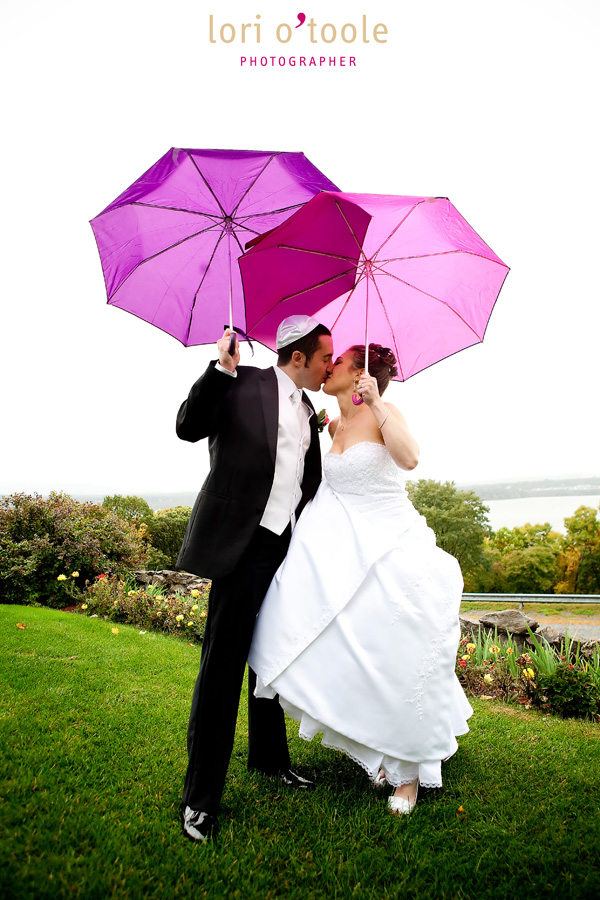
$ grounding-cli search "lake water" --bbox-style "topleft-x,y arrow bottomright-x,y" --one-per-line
485,495 -> 600,533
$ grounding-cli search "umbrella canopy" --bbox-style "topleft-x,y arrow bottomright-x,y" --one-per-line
240,191 -> 371,334
243,191 -> 509,380
89,148 -> 339,346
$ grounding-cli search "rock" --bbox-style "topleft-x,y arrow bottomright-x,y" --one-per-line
531,625 -> 563,648
132,569 -> 210,596
478,609 -> 539,635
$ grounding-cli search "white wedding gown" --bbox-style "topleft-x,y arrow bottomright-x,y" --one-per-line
248,441 -> 473,788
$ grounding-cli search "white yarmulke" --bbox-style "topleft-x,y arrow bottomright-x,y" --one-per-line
276,315 -> 320,350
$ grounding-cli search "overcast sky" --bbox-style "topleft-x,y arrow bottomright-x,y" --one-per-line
1,0 -> 598,498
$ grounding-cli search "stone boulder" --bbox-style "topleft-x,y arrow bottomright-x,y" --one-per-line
478,609 -> 539,635
132,569 -> 210,596
530,625 -> 563,649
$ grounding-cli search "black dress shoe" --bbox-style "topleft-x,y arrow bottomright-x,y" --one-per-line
278,769 -> 315,790
180,803 -> 218,842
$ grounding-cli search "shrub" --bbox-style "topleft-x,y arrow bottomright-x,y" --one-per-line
80,575 -> 209,642
0,492 -> 147,607
535,664 -> 599,719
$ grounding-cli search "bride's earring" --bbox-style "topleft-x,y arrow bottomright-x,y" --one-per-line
352,374 -> 364,407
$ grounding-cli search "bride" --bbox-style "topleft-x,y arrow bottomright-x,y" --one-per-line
248,343 -> 472,815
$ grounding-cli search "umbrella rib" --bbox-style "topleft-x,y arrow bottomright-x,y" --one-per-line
369,273 -> 406,381
375,269 -> 483,340
248,268 -> 359,331
376,249 -> 509,267
229,152 -> 283,218
251,244 -> 362,264
234,202 -> 306,221
331,197 -> 370,257
185,151 -> 230,218
184,229 -> 230,345
328,276 -> 365,331
131,201 -> 223,219
106,226 -> 228,301
371,198 -> 435,262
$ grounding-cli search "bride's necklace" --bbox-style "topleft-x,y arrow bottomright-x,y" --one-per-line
339,406 -> 362,431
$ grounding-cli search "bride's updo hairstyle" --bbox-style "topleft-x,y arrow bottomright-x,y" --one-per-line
349,343 -> 398,395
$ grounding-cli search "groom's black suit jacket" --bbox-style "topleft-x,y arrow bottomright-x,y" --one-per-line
176,361 -> 322,580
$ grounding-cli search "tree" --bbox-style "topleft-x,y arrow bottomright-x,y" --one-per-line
101,494 -> 154,526
145,506 -> 192,570
556,504 -> 600,594
472,522 -> 563,594
406,479 -> 491,587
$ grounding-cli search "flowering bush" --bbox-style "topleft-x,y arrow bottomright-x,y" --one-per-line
535,664 -> 599,719
0,492 -> 147,607
79,575 -> 210,643
456,630 -> 600,720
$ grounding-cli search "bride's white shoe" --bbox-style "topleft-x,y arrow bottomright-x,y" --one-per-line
388,780 -> 418,815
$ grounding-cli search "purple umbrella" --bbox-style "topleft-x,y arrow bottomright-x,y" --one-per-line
90,148 -> 339,347
242,191 -> 509,380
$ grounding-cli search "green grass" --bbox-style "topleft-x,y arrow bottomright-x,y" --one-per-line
1,605 -> 599,900
460,601 -> 600,618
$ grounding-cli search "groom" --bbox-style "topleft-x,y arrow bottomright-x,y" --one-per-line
176,315 -> 334,842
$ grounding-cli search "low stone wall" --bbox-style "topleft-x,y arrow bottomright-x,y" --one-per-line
460,609 -> 599,656
132,570 -> 210,596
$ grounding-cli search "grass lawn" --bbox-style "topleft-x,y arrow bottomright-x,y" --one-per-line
1,605 -> 599,900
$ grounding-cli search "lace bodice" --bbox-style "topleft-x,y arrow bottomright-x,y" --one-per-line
324,442 -> 408,496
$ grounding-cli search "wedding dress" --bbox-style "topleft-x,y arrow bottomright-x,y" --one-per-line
248,441 -> 473,787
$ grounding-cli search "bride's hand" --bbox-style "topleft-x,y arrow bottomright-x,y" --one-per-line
356,373 -> 380,405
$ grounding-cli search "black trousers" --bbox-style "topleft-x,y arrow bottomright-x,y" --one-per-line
182,525 -> 292,814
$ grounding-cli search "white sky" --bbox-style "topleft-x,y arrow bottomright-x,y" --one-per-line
1,0 -> 598,497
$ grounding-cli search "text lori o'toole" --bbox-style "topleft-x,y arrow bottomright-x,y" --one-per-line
209,15 -> 388,44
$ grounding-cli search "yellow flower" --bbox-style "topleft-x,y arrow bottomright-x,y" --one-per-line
190,589 -> 200,599
128,590 -> 137,597
506,648 -> 514,655
187,621 -> 194,627
200,611 -> 207,618
191,605 -> 199,612
490,645 -> 500,654
461,654 -> 470,661
111,627 -> 119,635
523,667 -> 535,679
484,674 -> 494,684
71,571 -> 79,578
81,604 -> 88,610
176,614 -> 184,622
57,574 -> 67,581
466,643 -> 475,653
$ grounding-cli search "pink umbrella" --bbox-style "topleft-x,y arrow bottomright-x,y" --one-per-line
242,191 -> 509,380
89,148 -> 339,347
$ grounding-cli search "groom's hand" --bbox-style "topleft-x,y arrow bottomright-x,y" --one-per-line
217,328 -> 241,372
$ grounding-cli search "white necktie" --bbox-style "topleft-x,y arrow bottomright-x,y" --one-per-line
290,389 -> 305,433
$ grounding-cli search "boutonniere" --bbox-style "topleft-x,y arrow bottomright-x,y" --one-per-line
317,409 -> 330,433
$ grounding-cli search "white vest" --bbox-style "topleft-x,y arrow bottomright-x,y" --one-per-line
260,366 -> 312,535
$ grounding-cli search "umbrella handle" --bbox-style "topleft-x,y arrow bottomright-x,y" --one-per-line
228,333 -> 236,355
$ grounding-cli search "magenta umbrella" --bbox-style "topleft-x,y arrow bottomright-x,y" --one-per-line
89,148 -> 339,347
242,191 -> 509,380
